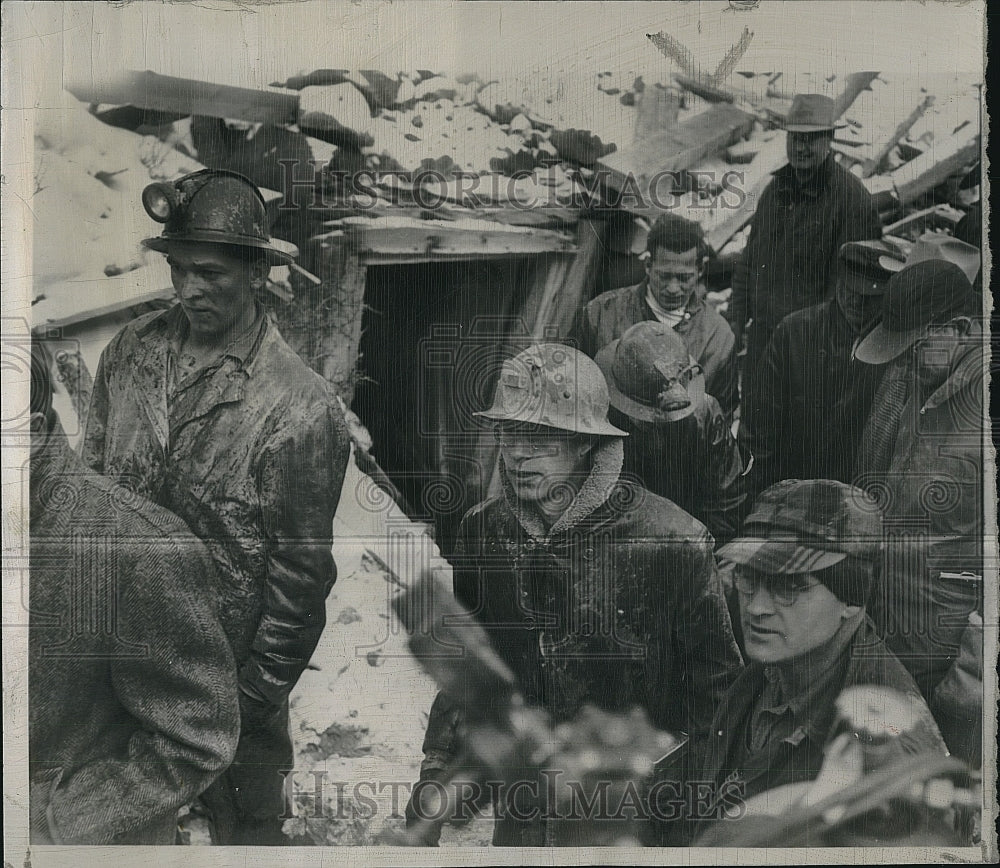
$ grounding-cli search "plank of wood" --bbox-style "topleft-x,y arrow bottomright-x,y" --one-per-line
66,70 -> 301,126
633,87 -> 681,150
32,266 -> 174,330
890,132 -> 980,207
530,219 -> 605,340
671,73 -> 736,104
599,103 -> 754,207
860,95 -> 935,178
343,219 -> 576,257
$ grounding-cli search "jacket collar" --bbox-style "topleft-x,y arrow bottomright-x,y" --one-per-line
130,303 -> 272,446
500,437 -> 625,541
632,279 -> 706,321
919,322 -> 983,413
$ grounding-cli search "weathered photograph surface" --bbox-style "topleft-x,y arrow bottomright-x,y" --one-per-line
3,0 -> 993,860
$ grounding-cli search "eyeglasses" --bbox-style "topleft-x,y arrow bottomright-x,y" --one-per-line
733,570 -> 822,606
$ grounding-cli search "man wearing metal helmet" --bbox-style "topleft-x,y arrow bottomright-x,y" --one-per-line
82,169 -> 351,845
569,214 -> 739,418
594,321 -> 746,546
697,480 -> 945,838
409,343 -> 743,846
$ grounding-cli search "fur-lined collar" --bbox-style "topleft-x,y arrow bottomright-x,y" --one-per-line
500,437 -> 625,541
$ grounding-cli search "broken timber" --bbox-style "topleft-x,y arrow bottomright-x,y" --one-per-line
889,129 -> 980,207
342,216 -> 576,262
599,103 -> 754,212
860,95 -> 935,178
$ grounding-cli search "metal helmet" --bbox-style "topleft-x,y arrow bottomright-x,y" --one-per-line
475,343 -> 627,437
140,169 -> 297,265
594,321 -> 705,424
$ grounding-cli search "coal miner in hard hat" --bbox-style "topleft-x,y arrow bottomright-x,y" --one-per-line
569,214 -> 740,418
408,343 -> 743,846
81,169 -> 351,845
698,479 -> 945,836
595,321 -> 747,545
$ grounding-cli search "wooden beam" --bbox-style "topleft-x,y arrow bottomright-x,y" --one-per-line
343,219 -> 577,257
599,103 -> 754,207
530,218 -> 605,340
860,95 -> 935,178
632,86 -> 681,150
890,131 -> 979,207
66,70 -> 300,126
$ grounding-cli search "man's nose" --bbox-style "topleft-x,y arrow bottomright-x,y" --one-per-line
174,271 -> 205,299
743,587 -> 777,616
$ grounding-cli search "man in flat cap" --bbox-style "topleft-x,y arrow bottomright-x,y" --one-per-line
83,169 -> 351,844
729,94 -> 881,418
699,479 -> 945,826
852,260 -> 984,760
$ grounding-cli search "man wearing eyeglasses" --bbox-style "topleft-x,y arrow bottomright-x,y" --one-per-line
408,343 -> 743,846
699,479 -> 945,818
569,214 -> 739,417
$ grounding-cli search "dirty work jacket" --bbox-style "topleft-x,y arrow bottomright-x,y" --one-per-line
570,283 -> 739,417
729,154 -> 881,375
697,618 -> 946,841
423,439 -> 743,845
82,304 -> 351,708
854,321 -> 986,700
610,394 -> 746,546
739,297 -> 886,504
30,422 -> 239,845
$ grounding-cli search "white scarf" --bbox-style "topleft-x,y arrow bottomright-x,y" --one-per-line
645,288 -> 686,327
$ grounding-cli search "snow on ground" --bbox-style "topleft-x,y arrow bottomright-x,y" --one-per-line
281,449 -> 493,845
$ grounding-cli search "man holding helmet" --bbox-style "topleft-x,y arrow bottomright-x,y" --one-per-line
82,169 -> 351,845
409,343 -> 743,846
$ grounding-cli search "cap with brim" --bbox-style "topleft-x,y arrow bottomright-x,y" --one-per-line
717,536 -> 849,574
595,340 -> 705,423
142,233 -> 297,266
853,323 -> 929,365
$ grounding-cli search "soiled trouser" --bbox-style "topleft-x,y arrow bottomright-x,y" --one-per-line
200,698 -> 294,846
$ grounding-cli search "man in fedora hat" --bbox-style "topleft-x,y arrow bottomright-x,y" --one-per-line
739,238 -> 902,504
570,213 -> 739,418
594,321 -> 746,545
729,93 -> 881,413
697,479 -> 945,834
408,343 -> 743,846
82,169 -> 351,844
852,261 -> 984,730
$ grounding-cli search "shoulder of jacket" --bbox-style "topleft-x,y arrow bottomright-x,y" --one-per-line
586,284 -> 639,312
622,486 -> 713,545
